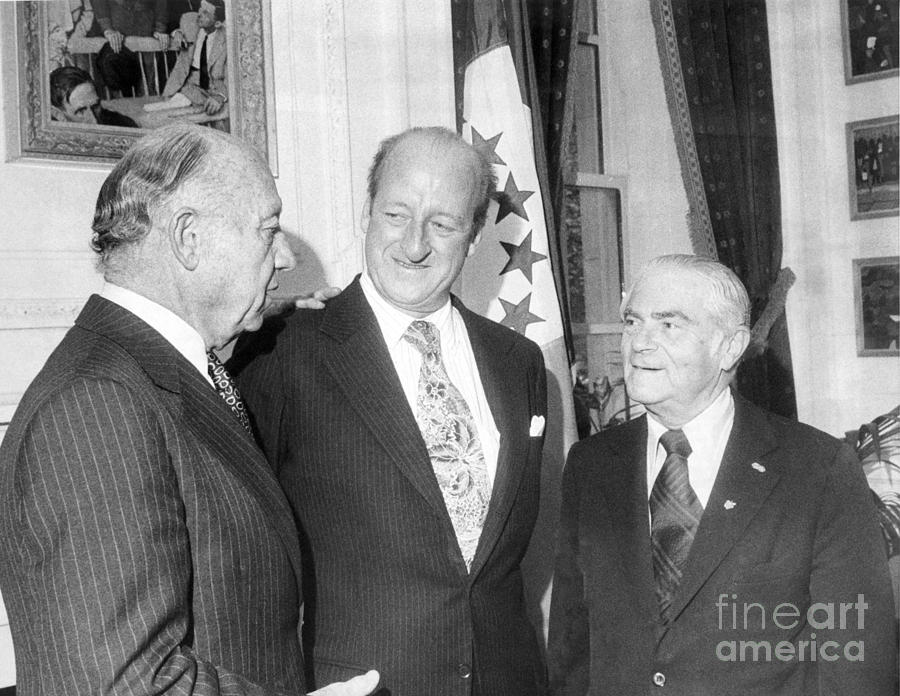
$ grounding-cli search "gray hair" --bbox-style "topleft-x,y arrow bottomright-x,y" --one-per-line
622,254 -> 751,331
91,124 -> 218,269
366,126 -> 497,236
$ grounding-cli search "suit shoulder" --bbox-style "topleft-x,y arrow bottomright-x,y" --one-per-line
457,302 -> 543,362
745,399 -> 848,457
230,305 -> 323,374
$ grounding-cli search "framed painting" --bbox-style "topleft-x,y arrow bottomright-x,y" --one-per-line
853,256 -> 900,357
841,0 -> 899,84
9,0 -> 276,167
846,115 -> 899,220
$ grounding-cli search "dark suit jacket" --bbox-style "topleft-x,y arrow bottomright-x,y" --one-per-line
232,278 -> 548,696
0,295 -> 306,695
548,393 -> 898,696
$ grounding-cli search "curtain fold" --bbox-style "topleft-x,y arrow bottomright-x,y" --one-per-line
650,0 -> 797,417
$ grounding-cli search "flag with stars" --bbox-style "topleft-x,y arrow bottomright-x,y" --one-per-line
452,0 -> 578,642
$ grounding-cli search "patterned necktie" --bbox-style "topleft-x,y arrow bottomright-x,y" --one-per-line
207,351 -> 252,436
403,320 -> 490,571
650,429 -> 703,624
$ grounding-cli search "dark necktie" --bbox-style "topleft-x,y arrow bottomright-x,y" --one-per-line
650,429 -> 703,623
207,351 -> 252,435
403,320 -> 490,570
199,35 -> 209,90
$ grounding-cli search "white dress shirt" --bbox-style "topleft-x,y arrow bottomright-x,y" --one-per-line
645,387 -> 735,509
360,272 -> 501,487
100,283 -> 212,386
191,28 -> 208,71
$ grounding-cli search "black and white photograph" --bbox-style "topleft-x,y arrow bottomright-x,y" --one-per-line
854,256 -> 900,355
841,0 -> 900,84
847,114 -> 900,219
0,1 -> 898,695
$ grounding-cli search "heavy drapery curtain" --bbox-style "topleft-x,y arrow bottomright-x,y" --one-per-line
651,0 -> 797,418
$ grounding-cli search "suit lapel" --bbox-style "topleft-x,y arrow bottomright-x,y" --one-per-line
320,281 -> 452,527
460,304 -> 523,578
208,29 -> 227,71
666,394 -> 781,624
75,295 -> 304,589
601,417 -> 658,622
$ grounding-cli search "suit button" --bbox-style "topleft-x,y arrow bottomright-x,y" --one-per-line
652,671 -> 666,686
457,663 -> 472,679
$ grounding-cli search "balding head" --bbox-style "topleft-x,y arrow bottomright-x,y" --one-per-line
366,126 -> 497,237
91,124 -> 266,276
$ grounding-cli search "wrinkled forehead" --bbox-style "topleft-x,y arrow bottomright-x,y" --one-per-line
625,267 -> 713,313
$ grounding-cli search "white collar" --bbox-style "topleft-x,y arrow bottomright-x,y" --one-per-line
647,387 -> 734,452
359,271 -> 457,350
100,282 -> 210,383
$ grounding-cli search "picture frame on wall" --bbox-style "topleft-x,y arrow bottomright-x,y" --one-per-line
840,0 -> 899,84
846,115 -> 899,220
853,256 -> 900,357
9,0 -> 276,168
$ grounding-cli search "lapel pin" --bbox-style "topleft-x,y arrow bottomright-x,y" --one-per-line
751,462 -> 766,473
724,500 -> 736,510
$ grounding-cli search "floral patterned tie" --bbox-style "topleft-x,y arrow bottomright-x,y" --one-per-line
207,351 -> 253,436
403,320 -> 490,570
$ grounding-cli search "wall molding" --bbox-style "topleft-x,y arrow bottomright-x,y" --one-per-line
322,0 -> 362,284
0,298 -> 82,329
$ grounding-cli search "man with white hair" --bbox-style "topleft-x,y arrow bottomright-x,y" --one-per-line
548,254 -> 896,695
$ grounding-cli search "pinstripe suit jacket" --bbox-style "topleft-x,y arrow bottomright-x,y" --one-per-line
231,278 -> 548,696
0,295 -> 306,695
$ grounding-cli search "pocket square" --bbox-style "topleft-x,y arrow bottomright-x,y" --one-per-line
529,415 -> 545,437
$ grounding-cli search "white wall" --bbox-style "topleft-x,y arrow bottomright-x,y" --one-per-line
0,0 -> 452,686
598,0 -> 693,281
768,1 -> 899,436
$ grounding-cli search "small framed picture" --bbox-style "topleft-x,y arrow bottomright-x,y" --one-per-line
846,115 -> 899,220
841,0 -> 899,84
853,257 -> 899,357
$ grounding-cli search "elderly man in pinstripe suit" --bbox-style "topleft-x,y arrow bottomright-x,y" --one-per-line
0,124 -> 378,695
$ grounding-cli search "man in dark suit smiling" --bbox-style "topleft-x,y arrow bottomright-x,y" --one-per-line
547,254 -> 896,696
234,126 -> 548,696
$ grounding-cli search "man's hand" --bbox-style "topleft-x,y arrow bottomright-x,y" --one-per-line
170,29 -> 187,49
153,31 -> 170,50
309,670 -> 380,696
203,94 -> 226,115
103,29 -> 124,53
293,286 -> 341,309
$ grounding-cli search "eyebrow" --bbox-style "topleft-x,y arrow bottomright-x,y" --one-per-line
651,310 -> 692,322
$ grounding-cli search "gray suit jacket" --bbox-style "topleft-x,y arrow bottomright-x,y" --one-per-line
0,295 -> 305,695
163,26 -> 227,103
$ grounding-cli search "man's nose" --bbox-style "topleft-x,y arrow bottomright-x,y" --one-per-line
400,221 -> 430,262
625,325 -> 657,352
274,233 -> 296,272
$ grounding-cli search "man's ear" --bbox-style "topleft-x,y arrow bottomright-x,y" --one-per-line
168,208 -> 201,270
466,229 -> 482,257
720,325 -> 751,372
359,197 -> 372,234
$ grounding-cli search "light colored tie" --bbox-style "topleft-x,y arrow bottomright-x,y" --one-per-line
650,429 -> 703,623
403,320 -> 490,570
207,351 -> 252,436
